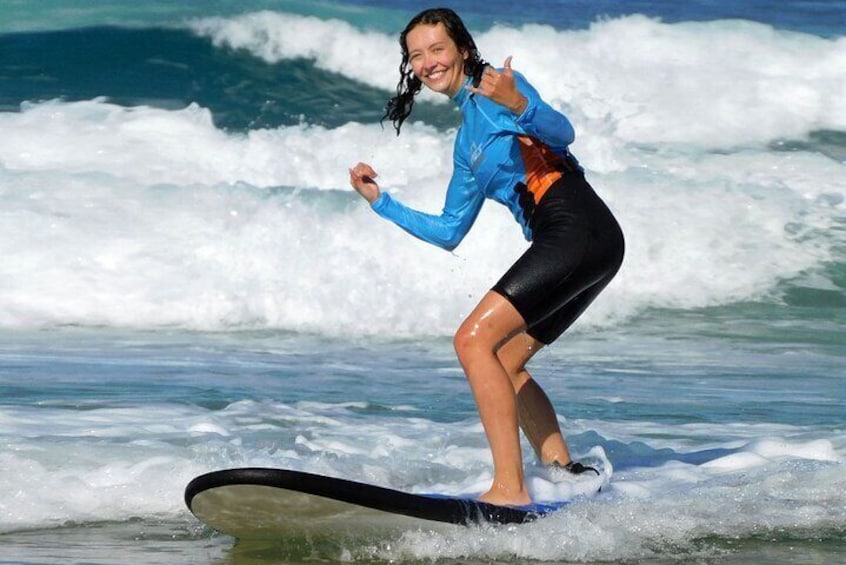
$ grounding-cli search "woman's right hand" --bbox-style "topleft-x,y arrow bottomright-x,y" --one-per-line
349,162 -> 381,204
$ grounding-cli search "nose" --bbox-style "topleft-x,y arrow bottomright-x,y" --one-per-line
422,53 -> 437,72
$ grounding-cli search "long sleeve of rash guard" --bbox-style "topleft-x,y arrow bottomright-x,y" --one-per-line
513,72 -> 575,150
370,156 -> 484,252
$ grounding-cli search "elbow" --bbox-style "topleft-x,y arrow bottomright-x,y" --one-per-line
428,213 -> 476,251
561,120 -> 576,146
436,226 -> 467,252
439,236 -> 462,252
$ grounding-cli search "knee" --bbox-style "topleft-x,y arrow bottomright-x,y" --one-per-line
453,320 -> 490,365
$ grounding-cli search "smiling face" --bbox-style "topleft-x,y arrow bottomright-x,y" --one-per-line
405,23 -> 469,98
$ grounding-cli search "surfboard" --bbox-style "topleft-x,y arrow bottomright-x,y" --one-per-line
185,467 -> 591,539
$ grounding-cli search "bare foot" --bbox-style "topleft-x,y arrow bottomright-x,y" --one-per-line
478,482 -> 532,507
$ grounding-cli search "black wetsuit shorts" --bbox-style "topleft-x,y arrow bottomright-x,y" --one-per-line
491,171 -> 625,345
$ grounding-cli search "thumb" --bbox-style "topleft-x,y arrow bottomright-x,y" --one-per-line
503,55 -> 513,74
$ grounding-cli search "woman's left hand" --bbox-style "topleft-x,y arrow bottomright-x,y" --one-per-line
466,56 -> 527,115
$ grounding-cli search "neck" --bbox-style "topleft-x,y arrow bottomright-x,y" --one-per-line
452,76 -> 472,105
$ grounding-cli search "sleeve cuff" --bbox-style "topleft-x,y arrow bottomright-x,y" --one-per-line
370,192 -> 389,213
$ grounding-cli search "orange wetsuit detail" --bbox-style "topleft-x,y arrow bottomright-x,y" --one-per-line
518,136 -> 567,205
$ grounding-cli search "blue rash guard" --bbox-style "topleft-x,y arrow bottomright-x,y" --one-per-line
370,70 -> 578,251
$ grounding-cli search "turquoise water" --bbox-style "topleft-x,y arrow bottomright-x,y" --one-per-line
0,1 -> 843,563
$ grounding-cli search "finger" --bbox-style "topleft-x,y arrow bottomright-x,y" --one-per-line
467,83 -> 489,97
503,55 -> 513,77
353,163 -> 377,178
481,72 -> 498,88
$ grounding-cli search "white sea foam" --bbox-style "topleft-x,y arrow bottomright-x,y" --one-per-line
386,459 -> 846,562
191,11 -> 401,96
0,13 -> 844,335
0,398 -> 842,562
190,12 -> 846,146
0,99 -> 841,334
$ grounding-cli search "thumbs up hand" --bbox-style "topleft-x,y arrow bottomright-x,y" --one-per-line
466,56 -> 528,115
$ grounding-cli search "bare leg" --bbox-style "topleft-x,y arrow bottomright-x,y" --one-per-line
453,291 -> 532,506
497,333 -> 572,466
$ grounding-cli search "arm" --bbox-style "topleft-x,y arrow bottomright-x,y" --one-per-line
467,57 -> 575,150
351,159 -> 484,252
512,71 -> 575,150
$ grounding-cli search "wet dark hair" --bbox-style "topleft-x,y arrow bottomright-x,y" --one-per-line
382,8 -> 487,135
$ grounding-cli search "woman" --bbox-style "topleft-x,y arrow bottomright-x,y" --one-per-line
349,8 -> 624,507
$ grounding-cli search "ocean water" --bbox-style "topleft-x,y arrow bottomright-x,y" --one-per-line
0,1 -> 844,563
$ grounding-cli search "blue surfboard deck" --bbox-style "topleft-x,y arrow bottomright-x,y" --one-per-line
185,467 -> 583,538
